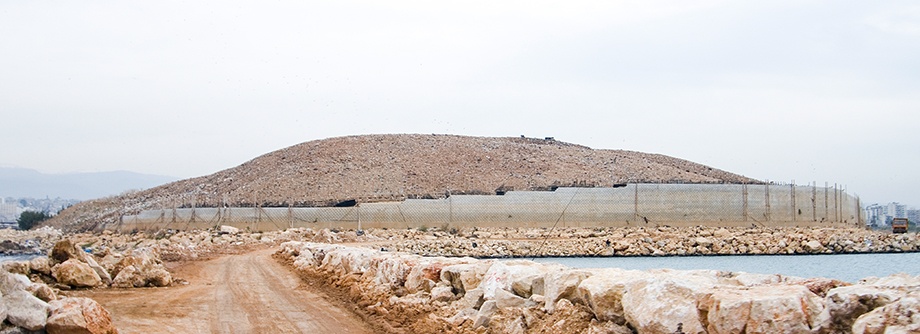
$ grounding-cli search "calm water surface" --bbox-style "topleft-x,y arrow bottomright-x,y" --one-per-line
0,254 -> 41,263
5,253 -> 918,283
529,252 -> 920,283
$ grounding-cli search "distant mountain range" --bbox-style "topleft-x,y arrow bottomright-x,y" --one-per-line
0,167 -> 179,200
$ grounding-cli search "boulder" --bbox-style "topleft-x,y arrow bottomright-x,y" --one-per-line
51,240 -> 86,265
795,277 -> 849,297
2,261 -> 30,276
111,255 -> 147,279
858,273 -> 920,288
112,266 -> 145,288
219,225 -> 240,234
576,268 -> 650,324
491,288 -> 529,309
693,237 -> 713,247
440,261 -> 493,296
404,258 -> 449,293
430,285 -> 455,302
29,256 -> 52,276
145,267 -> 172,287
368,254 -> 417,289
480,260 -> 546,299
820,285 -> 902,332
82,256 -> 112,286
47,297 -> 118,334
319,247 -> 376,275
804,240 -> 824,253
703,285 -> 825,334
2,290 -> 49,331
0,272 -> 31,295
621,275 -> 712,334
52,259 -> 102,288
851,293 -> 920,334
26,282 -> 57,302
98,253 -> 123,276
719,272 -> 787,287
543,269 -> 593,313
472,300 -> 497,328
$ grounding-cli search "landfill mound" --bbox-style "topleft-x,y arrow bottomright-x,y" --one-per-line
47,134 -> 760,232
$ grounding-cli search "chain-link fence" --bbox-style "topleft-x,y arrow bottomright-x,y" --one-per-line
115,183 -> 863,232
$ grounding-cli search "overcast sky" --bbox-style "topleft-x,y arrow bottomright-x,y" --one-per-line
1,1 -> 918,207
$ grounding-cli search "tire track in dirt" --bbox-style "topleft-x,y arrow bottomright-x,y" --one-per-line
75,248 -> 373,334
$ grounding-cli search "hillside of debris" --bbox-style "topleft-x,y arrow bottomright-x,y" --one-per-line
47,134 -> 760,232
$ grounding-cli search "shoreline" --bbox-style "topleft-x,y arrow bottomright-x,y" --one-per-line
2,225 -> 918,259
472,249 -> 920,259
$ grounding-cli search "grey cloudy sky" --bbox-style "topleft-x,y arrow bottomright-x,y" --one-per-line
1,1 -> 918,206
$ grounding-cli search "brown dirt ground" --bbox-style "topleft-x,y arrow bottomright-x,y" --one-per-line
68,248 -> 375,334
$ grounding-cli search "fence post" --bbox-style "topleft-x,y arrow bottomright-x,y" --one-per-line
856,196 -> 862,227
190,194 -> 196,227
790,181 -> 796,223
171,201 -> 177,226
742,183 -> 748,222
633,184 -> 639,223
834,183 -> 839,223
812,182 -> 817,222
824,182 -> 829,222
765,183 -> 771,222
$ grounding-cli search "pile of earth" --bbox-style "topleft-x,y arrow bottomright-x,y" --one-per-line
46,134 -> 760,232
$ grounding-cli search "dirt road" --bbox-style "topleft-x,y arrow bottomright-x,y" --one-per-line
74,249 -> 373,334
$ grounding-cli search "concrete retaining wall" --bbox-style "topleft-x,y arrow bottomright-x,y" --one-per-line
115,184 -> 863,232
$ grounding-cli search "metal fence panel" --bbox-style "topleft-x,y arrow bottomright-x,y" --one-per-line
115,184 -> 864,231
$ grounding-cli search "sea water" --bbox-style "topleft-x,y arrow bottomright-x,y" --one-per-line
528,252 -> 920,283
0,254 -> 41,263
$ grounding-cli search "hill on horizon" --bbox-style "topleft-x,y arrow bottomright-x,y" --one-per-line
0,167 -> 179,200
47,134 -> 762,232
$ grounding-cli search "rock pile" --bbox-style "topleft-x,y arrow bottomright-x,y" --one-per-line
47,134 -> 760,232
11,225 -> 916,259
1,265 -> 117,333
278,242 -> 920,334
0,226 -> 64,255
360,226 -> 919,257
3,239 -> 172,290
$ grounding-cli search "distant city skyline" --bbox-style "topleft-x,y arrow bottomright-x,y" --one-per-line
1,1 -> 918,206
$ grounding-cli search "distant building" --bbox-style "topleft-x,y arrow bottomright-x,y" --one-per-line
0,198 -> 20,223
865,202 -> 909,226
908,209 -> 920,225
888,202 -> 907,220
865,204 -> 885,226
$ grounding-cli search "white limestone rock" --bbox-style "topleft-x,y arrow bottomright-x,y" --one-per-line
703,285 -> 825,334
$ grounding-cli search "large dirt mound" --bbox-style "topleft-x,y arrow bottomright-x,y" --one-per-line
48,134 -> 760,232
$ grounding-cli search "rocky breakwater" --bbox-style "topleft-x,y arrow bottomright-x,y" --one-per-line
60,225 -> 375,262
0,226 -> 64,255
371,226 -> 920,257
277,242 -> 920,334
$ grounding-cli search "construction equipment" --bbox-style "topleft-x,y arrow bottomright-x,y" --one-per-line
892,218 -> 909,234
